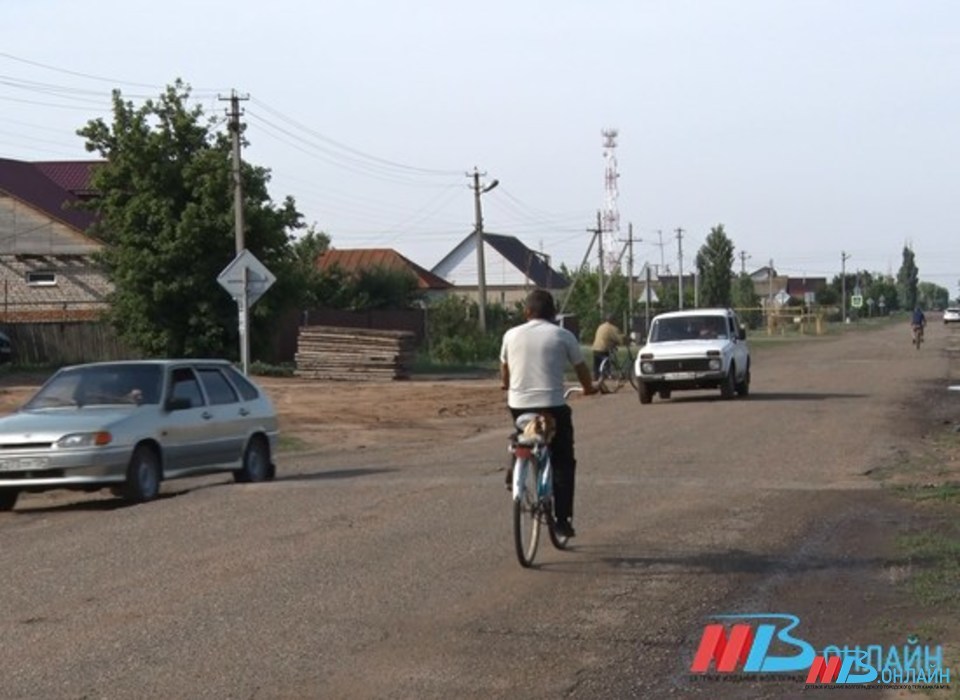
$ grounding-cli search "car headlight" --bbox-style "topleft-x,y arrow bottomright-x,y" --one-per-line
56,432 -> 112,448
708,359 -> 721,370
641,362 -> 655,374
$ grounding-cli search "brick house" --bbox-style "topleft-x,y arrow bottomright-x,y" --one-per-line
0,159 -> 109,321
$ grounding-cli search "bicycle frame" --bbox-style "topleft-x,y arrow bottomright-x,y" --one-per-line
511,443 -> 552,504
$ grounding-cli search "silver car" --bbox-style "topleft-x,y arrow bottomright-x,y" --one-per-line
0,360 -> 279,511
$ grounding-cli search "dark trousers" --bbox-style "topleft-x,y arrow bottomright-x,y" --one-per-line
592,350 -> 610,379
509,404 -> 576,523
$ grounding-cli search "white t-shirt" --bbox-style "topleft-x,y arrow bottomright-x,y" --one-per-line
500,319 -> 584,409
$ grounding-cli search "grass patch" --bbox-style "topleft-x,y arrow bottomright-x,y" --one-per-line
409,353 -> 498,376
893,483 -> 960,505
897,530 -> 960,608
277,434 -> 311,453
250,361 -> 296,377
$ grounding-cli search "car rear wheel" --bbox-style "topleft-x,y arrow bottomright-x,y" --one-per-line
235,436 -> 273,483
0,487 -> 19,511
638,382 -> 653,405
720,366 -> 737,400
123,445 -> 161,503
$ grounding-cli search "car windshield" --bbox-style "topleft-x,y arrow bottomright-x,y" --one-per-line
25,364 -> 164,409
650,316 -> 728,342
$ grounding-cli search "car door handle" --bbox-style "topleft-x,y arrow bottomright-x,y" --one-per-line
202,411 -> 213,420
239,408 -> 250,416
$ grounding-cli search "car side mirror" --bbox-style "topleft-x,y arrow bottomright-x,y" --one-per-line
738,326 -> 747,341
165,397 -> 192,411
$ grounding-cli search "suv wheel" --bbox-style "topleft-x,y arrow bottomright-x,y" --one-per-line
638,382 -> 653,405
735,364 -> 751,397
720,366 -> 736,400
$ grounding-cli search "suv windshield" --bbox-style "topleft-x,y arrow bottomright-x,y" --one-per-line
650,316 -> 728,342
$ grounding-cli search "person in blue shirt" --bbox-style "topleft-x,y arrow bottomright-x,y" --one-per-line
911,306 -> 926,343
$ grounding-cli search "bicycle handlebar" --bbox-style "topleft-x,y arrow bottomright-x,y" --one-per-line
564,385 -> 600,399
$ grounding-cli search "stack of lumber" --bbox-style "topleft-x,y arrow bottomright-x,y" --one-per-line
294,326 -> 416,381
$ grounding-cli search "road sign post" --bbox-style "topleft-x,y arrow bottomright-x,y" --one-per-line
218,250 -> 276,374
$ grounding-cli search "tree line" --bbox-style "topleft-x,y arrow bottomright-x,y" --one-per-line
78,81 -> 946,364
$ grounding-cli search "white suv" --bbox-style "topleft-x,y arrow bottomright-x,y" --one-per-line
634,308 -> 751,404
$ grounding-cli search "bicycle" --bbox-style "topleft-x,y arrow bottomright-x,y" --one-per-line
509,387 -> 583,568
912,324 -> 924,349
597,344 -> 637,394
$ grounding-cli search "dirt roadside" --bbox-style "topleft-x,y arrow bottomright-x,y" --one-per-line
0,373 -> 510,455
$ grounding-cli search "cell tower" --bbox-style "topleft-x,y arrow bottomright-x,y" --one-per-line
601,128 -> 620,270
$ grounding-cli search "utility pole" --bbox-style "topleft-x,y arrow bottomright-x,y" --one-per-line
841,251 -> 852,325
655,229 -> 665,273
739,250 -> 750,275
220,89 -> 250,372
676,228 -> 685,310
469,168 -> 498,333
620,222 -> 640,331
593,211 -> 605,316
644,264 -> 652,340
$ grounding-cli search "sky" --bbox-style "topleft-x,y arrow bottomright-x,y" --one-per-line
1,0 -> 958,291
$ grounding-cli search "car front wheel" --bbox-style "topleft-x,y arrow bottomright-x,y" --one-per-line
720,366 -> 737,400
0,487 -> 19,511
638,382 -> 653,405
735,364 -> 751,397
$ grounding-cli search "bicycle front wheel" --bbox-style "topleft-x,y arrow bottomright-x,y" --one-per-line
512,458 -> 541,567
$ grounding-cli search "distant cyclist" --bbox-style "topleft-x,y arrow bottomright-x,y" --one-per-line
911,306 -> 926,344
591,313 -> 625,381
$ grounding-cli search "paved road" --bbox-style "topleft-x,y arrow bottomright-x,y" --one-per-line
0,320 -> 950,699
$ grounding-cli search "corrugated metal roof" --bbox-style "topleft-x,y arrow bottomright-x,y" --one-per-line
484,233 -> 570,288
0,159 -> 97,233
32,161 -> 101,194
317,248 -> 452,290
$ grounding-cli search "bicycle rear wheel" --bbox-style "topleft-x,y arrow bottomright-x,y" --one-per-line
597,357 -> 621,394
512,457 -> 541,567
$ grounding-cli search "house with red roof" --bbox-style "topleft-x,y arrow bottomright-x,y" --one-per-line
316,247 -> 452,301
0,158 -> 109,321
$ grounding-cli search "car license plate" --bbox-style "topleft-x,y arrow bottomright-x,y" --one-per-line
667,372 -> 698,380
0,456 -> 50,471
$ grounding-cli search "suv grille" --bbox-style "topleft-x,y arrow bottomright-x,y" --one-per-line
653,358 -> 712,373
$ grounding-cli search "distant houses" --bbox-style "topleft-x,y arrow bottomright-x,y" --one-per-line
0,158 -> 109,321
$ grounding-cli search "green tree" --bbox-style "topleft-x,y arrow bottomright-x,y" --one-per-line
695,224 -> 735,307
285,226 -> 332,308
556,267 -> 630,342
345,267 -> 422,310
731,273 -> 761,327
917,281 -> 949,310
897,245 -> 919,310
79,80 -> 303,358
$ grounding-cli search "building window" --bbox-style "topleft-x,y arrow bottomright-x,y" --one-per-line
26,271 -> 57,287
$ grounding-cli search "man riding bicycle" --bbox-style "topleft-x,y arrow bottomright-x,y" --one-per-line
500,289 -> 596,538
912,306 -> 926,343
591,313 -> 625,381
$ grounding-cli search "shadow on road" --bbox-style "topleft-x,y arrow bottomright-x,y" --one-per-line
9,491 -> 181,514
276,467 -> 397,482
664,391 -> 868,403
534,544 -> 924,576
